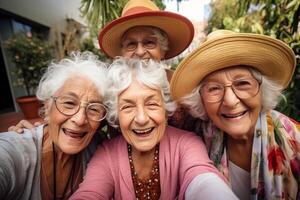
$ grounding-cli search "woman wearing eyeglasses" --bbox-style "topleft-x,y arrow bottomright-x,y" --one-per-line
0,52 -> 108,200
171,30 -> 300,199
70,58 -> 237,200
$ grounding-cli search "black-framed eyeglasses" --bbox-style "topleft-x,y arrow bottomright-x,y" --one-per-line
121,36 -> 158,52
52,95 -> 107,121
200,78 -> 262,103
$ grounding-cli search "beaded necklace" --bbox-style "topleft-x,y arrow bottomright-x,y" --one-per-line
128,144 -> 161,200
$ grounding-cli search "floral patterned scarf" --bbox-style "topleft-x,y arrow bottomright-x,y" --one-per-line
198,110 -> 300,200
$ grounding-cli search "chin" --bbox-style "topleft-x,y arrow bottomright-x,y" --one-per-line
59,144 -> 83,155
133,143 -> 157,153
225,128 -> 253,140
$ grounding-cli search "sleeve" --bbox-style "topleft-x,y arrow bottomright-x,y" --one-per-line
70,144 -> 114,200
0,132 -> 36,199
185,173 -> 238,200
179,132 -> 226,181
0,140 -> 16,198
178,132 -> 228,197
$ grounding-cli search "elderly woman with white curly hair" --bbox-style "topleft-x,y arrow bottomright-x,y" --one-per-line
0,52 -> 108,200
170,30 -> 300,200
70,57 -> 237,200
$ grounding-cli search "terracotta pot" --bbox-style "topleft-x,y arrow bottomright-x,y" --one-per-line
16,96 -> 40,119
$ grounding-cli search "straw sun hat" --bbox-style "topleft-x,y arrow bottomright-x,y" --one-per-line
98,0 -> 194,59
170,29 -> 296,101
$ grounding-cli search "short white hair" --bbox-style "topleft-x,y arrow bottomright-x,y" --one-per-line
180,67 -> 283,120
105,57 -> 176,127
36,51 -> 108,115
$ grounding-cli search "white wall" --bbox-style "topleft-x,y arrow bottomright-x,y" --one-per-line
0,0 -> 87,112
0,0 -> 85,33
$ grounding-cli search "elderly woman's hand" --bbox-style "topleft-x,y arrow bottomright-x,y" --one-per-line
8,120 -> 41,133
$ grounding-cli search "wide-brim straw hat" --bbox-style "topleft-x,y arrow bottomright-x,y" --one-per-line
170,30 -> 296,100
98,0 -> 194,59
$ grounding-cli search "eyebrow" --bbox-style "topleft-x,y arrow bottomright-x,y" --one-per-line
61,92 -> 102,103
231,73 -> 253,80
119,94 -> 160,104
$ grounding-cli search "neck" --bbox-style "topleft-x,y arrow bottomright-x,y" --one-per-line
130,145 -> 157,180
41,129 -> 80,199
43,127 -> 74,165
226,134 -> 253,172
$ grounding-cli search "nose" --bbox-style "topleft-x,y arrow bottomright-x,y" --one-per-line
134,43 -> 146,58
134,106 -> 149,125
222,86 -> 240,107
70,107 -> 88,125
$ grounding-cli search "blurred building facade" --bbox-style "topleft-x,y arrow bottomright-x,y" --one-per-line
0,0 -> 85,113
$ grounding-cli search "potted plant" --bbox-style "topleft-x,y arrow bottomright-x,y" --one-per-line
5,32 -> 53,119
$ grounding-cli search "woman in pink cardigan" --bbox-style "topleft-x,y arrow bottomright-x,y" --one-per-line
70,58 -> 236,200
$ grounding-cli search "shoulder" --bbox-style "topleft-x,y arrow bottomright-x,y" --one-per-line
161,126 -> 207,156
0,125 -> 43,149
92,135 -> 126,161
0,126 -> 42,199
269,110 -> 300,137
164,126 -> 203,143
0,125 -> 43,159
0,125 -> 43,170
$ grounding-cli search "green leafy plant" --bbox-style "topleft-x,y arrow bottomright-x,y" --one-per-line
5,32 -> 53,96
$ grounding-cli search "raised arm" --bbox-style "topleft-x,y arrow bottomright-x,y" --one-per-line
178,132 -> 237,199
0,131 -> 41,199
70,143 -> 115,200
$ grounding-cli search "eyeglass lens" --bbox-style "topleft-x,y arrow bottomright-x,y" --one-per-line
200,78 -> 260,102
54,95 -> 107,121
121,37 -> 157,51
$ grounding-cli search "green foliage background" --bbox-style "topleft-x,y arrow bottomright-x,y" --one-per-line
207,0 -> 300,121
5,32 -> 53,96
80,0 -> 165,38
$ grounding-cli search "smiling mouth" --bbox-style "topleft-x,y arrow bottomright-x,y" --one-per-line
62,128 -> 87,139
132,127 -> 154,136
221,111 -> 247,118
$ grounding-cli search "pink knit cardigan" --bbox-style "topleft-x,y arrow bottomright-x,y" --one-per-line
71,126 -> 224,199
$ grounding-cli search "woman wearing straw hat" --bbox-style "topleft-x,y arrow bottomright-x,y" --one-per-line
98,0 -> 194,78
171,29 -> 300,199
9,0 -> 194,133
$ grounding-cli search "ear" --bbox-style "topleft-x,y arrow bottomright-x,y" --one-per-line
160,50 -> 166,60
42,100 -> 51,122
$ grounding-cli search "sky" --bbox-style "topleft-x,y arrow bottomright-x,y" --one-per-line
163,0 -> 211,22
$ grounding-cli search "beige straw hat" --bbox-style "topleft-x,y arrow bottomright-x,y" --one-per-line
98,0 -> 194,59
170,30 -> 296,101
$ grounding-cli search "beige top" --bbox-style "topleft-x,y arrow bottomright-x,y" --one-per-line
40,130 -> 83,200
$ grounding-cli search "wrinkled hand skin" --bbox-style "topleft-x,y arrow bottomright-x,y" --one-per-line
8,119 -> 41,134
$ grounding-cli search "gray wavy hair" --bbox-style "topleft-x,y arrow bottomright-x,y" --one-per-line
180,67 -> 283,120
105,57 -> 176,128
36,51 -> 108,117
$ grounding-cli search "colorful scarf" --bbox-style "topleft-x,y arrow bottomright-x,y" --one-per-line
197,110 -> 300,200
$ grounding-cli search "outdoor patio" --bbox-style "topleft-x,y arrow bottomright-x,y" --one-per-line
0,112 -> 41,132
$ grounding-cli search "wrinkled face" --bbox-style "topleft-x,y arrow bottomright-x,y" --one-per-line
118,78 -> 167,153
121,26 -> 166,61
201,67 -> 262,140
46,76 -> 102,154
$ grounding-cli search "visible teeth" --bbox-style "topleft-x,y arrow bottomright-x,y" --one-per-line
134,128 -> 152,134
133,128 -> 153,135
223,111 -> 246,118
63,128 -> 86,139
